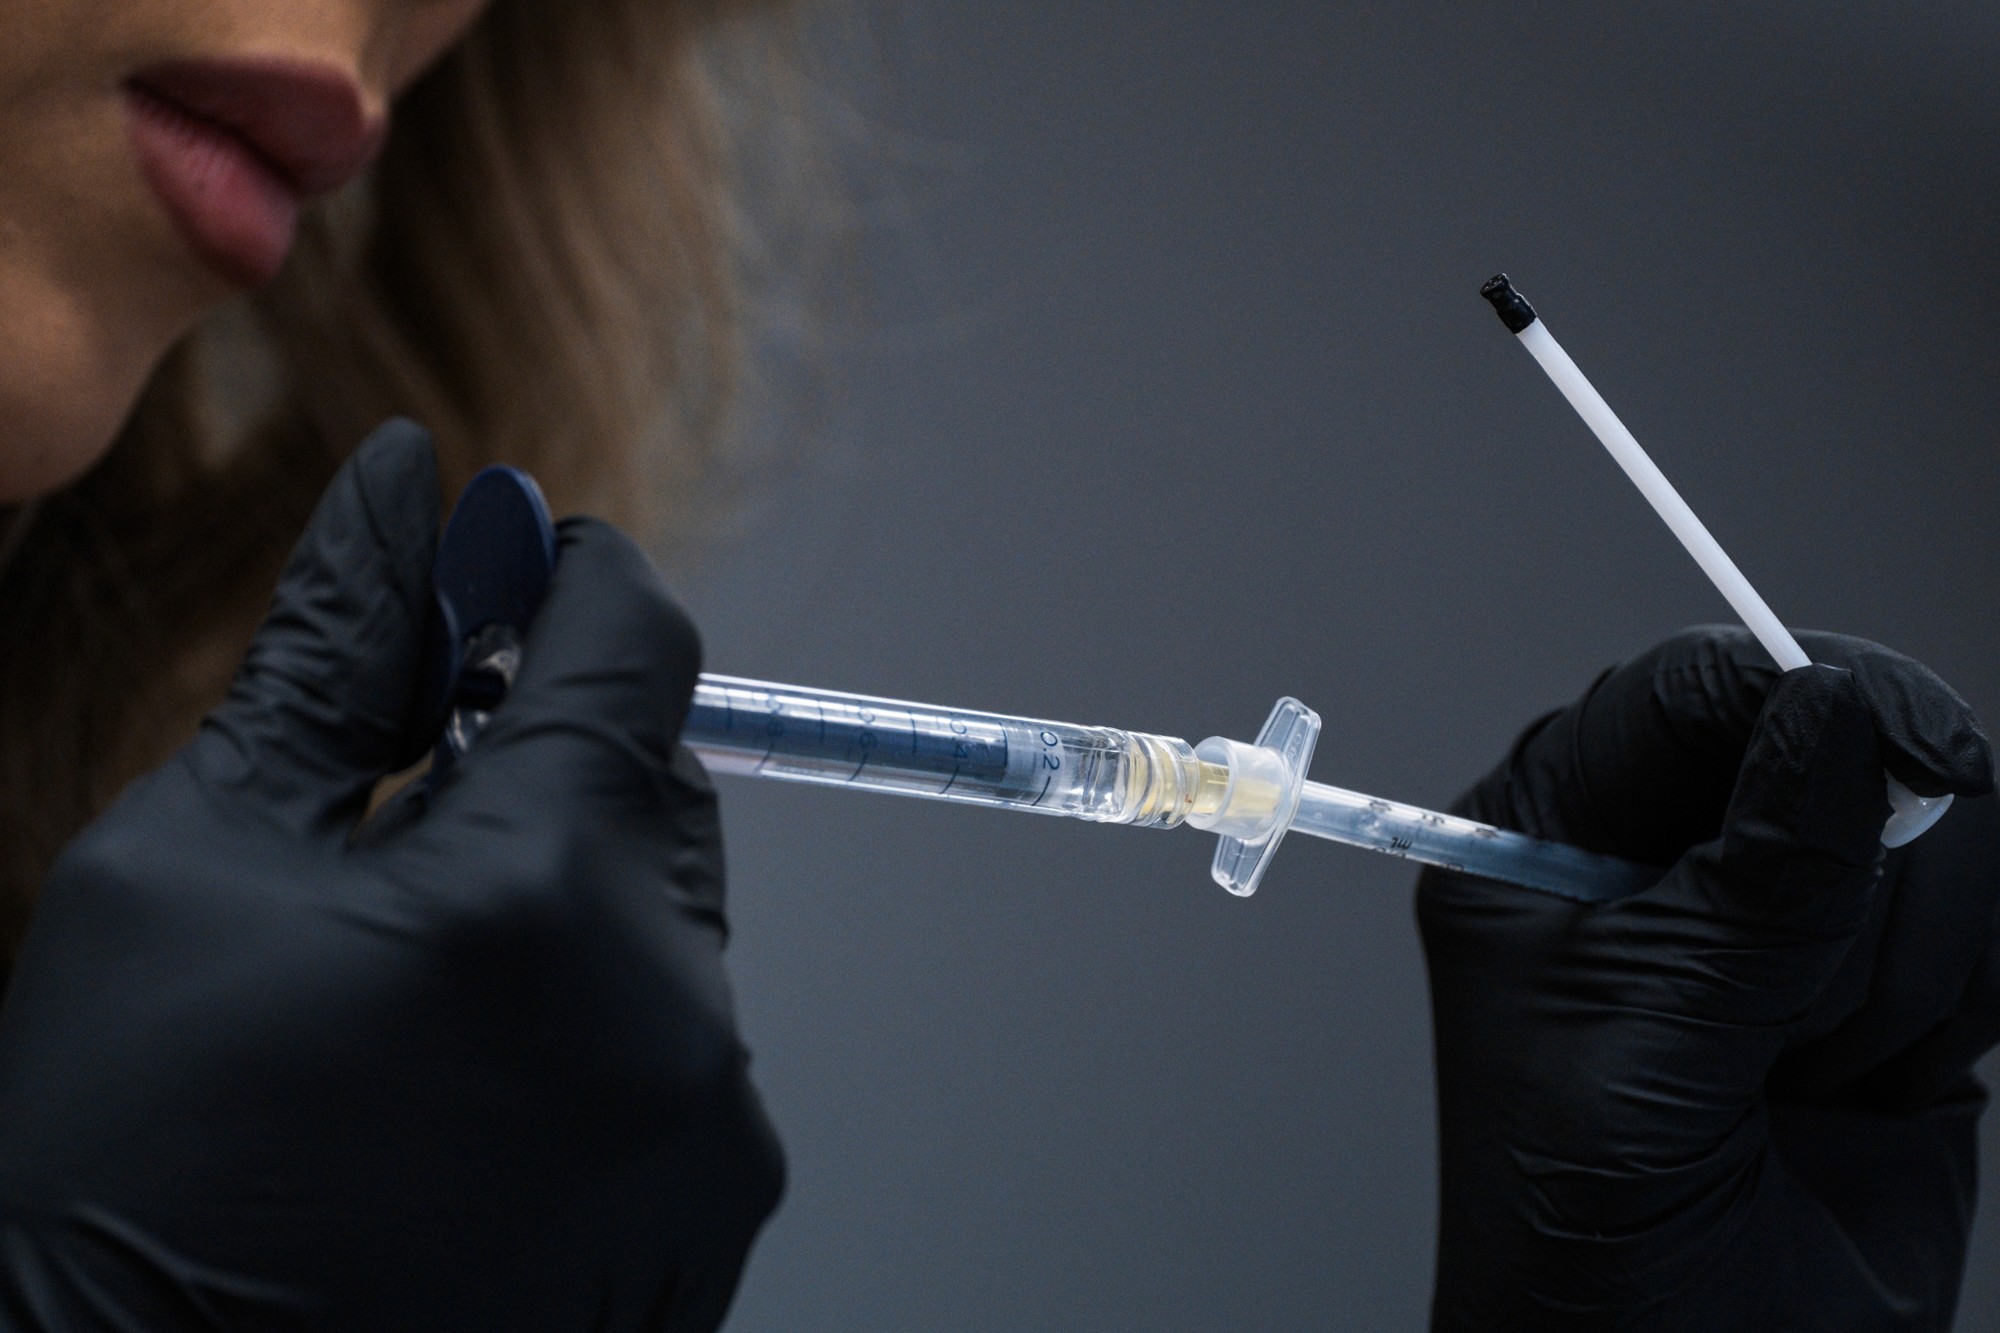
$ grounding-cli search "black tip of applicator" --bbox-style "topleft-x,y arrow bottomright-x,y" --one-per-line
1480,274 -> 1538,334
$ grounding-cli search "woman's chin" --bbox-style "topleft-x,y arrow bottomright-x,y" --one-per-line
0,390 -> 133,503
0,279 -> 178,504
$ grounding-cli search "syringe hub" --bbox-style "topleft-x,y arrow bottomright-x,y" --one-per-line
1186,736 -> 1291,841
1196,698 -> 1322,897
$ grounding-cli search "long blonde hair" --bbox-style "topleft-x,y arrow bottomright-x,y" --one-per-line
0,0 -> 827,960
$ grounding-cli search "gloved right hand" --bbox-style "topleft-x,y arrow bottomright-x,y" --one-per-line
1418,627 -> 1997,1330
0,420 -> 783,1331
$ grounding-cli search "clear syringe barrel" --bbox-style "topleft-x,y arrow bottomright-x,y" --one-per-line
685,675 -> 1221,830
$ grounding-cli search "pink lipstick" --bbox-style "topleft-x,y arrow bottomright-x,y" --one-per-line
124,58 -> 386,287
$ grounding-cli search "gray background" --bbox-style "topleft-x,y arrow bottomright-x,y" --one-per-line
676,3 -> 2000,1327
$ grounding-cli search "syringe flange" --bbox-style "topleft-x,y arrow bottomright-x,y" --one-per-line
1205,698 -> 1321,897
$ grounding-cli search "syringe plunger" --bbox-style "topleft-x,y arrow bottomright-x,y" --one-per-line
1481,273 -> 1952,847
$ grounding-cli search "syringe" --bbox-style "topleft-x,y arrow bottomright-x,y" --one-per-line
682,676 -> 1660,902
424,462 -> 1662,906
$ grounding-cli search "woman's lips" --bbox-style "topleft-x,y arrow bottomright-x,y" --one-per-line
122,59 -> 387,288
124,84 -> 300,287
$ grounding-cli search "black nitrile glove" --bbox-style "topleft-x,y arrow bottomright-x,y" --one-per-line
1419,627 -> 1998,1331
0,422 -> 782,1330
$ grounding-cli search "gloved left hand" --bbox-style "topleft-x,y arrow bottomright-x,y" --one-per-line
0,422 -> 783,1330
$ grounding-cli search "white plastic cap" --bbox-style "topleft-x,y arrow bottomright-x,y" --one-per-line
1882,776 -> 1953,849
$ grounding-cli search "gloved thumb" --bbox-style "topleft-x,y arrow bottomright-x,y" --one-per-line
188,419 -> 440,838
432,518 -> 699,825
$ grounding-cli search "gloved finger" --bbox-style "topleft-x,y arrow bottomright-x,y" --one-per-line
1461,626 -> 1992,869
187,420 -> 440,840
1791,630 -> 1994,799
1695,663 -> 1887,926
429,517 -> 699,828
1613,666 -> 1887,1034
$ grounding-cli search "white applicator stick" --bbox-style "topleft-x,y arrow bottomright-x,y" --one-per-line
1480,274 -> 1949,847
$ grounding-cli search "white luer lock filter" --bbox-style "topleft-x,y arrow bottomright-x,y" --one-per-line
1480,274 -> 1951,848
